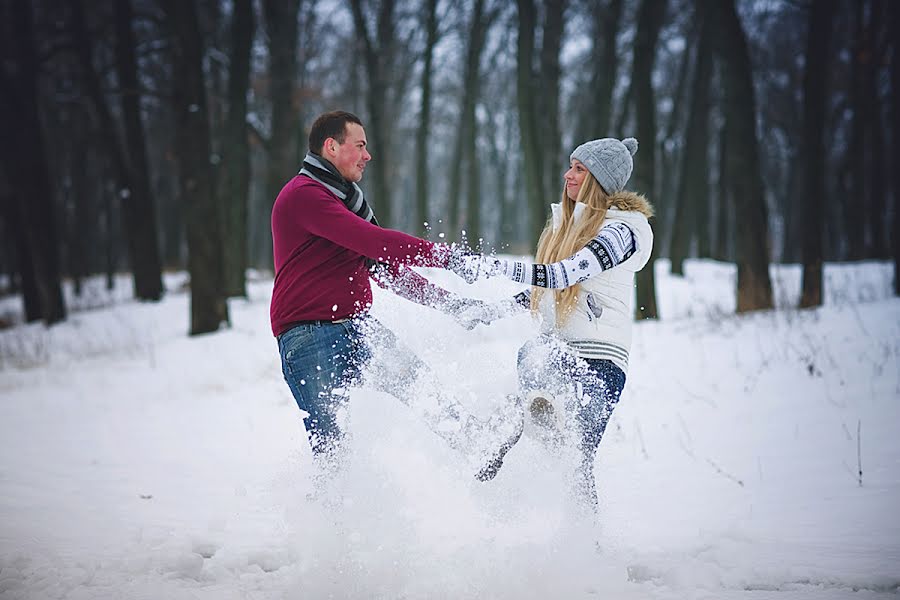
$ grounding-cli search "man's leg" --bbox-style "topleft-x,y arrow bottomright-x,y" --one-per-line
353,316 -> 464,430
277,322 -> 364,459
354,316 -> 523,480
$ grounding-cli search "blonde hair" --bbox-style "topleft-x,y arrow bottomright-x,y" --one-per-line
531,175 -> 612,326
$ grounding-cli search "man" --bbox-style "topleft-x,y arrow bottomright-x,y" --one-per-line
271,111 -> 521,480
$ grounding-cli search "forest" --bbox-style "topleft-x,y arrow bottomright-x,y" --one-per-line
1,0 -> 898,335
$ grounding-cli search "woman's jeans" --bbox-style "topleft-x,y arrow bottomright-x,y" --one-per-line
517,336 -> 626,506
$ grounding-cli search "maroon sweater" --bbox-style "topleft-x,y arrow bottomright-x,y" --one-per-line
270,176 -> 449,336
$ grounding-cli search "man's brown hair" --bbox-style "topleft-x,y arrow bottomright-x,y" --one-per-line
308,111 -> 363,154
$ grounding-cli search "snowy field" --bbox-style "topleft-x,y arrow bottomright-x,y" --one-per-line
1,259 -> 898,599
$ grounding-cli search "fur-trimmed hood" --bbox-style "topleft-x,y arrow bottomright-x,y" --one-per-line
607,190 -> 654,218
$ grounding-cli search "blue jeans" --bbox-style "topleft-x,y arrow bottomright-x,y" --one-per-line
278,320 -> 370,456
278,317 -> 466,459
517,336 -> 626,506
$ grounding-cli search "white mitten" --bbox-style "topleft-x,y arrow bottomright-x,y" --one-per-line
454,300 -> 498,330
447,247 -> 486,284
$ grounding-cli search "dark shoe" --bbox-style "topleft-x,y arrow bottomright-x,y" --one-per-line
472,395 -> 525,481
529,396 -> 556,429
523,390 -> 565,451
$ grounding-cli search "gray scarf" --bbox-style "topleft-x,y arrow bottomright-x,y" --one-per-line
299,152 -> 378,225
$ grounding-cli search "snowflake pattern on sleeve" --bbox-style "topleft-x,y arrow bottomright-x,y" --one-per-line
493,220 -> 636,289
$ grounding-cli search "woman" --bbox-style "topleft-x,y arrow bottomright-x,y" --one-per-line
461,137 -> 654,506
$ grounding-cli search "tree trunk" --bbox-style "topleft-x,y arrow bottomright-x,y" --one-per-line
845,0 -> 870,260
464,1 -> 489,246
113,0 -> 164,301
447,0 -> 488,240
657,29 -> 694,260
584,0 -> 624,139
516,0 -> 546,245
350,0 -> 395,228
0,0 -> 66,325
460,0 -> 496,245
221,0 -> 253,298
69,124 -> 91,296
71,0 -> 163,301
867,0 -> 889,258
263,0 -> 301,261
446,128 -> 465,240
415,0 -> 438,237
103,178 -> 116,291
540,0 -> 566,203
448,0 -> 491,244
891,0 -> 900,295
163,0 -> 229,335
489,110 -> 514,247
3,192 -> 41,321
631,0 -> 667,320
800,0 -> 836,308
714,114 -> 731,262
0,193 -> 20,297
669,2 -> 712,276
710,0 -> 774,312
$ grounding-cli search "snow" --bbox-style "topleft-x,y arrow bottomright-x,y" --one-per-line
1,259 -> 898,599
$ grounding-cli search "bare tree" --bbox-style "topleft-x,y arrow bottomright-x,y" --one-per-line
71,0 -> 164,301
60,106 -> 93,297
582,0 -> 624,139
866,0 -> 890,259
221,0 -> 254,298
415,0 -> 439,237
710,0 -> 773,312
516,0 -> 546,245
800,0 -> 836,308
669,0 -> 712,276
891,0 -> 900,295
262,0 -> 302,254
713,96 -> 731,262
0,0 -> 66,325
481,24 -> 519,248
447,0 -> 496,243
631,0 -> 667,320
844,0 -> 889,260
656,17 -> 695,257
163,0 -> 229,335
350,0 -> 397,227
539,0 -> 567,202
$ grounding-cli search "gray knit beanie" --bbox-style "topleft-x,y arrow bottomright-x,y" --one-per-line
570,137 -> 639,194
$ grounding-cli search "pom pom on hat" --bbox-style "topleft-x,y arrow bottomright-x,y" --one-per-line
570,137 -> 639,194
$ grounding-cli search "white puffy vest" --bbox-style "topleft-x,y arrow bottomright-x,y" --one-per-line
536,203 -> 654,373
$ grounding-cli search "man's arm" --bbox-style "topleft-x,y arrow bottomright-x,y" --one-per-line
297,184 -> 449,268
370,262 -> 456,309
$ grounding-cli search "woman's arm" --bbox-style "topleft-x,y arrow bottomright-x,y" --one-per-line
492,221 -> 636,289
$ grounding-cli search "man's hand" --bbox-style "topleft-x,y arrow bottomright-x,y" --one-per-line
454,299 -> 498,330
447,248 -> 487,284
445,296 -> 521,330
446,246 -> 506,284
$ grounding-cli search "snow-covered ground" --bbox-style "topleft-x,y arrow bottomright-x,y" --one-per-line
1,260 -> 898,599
